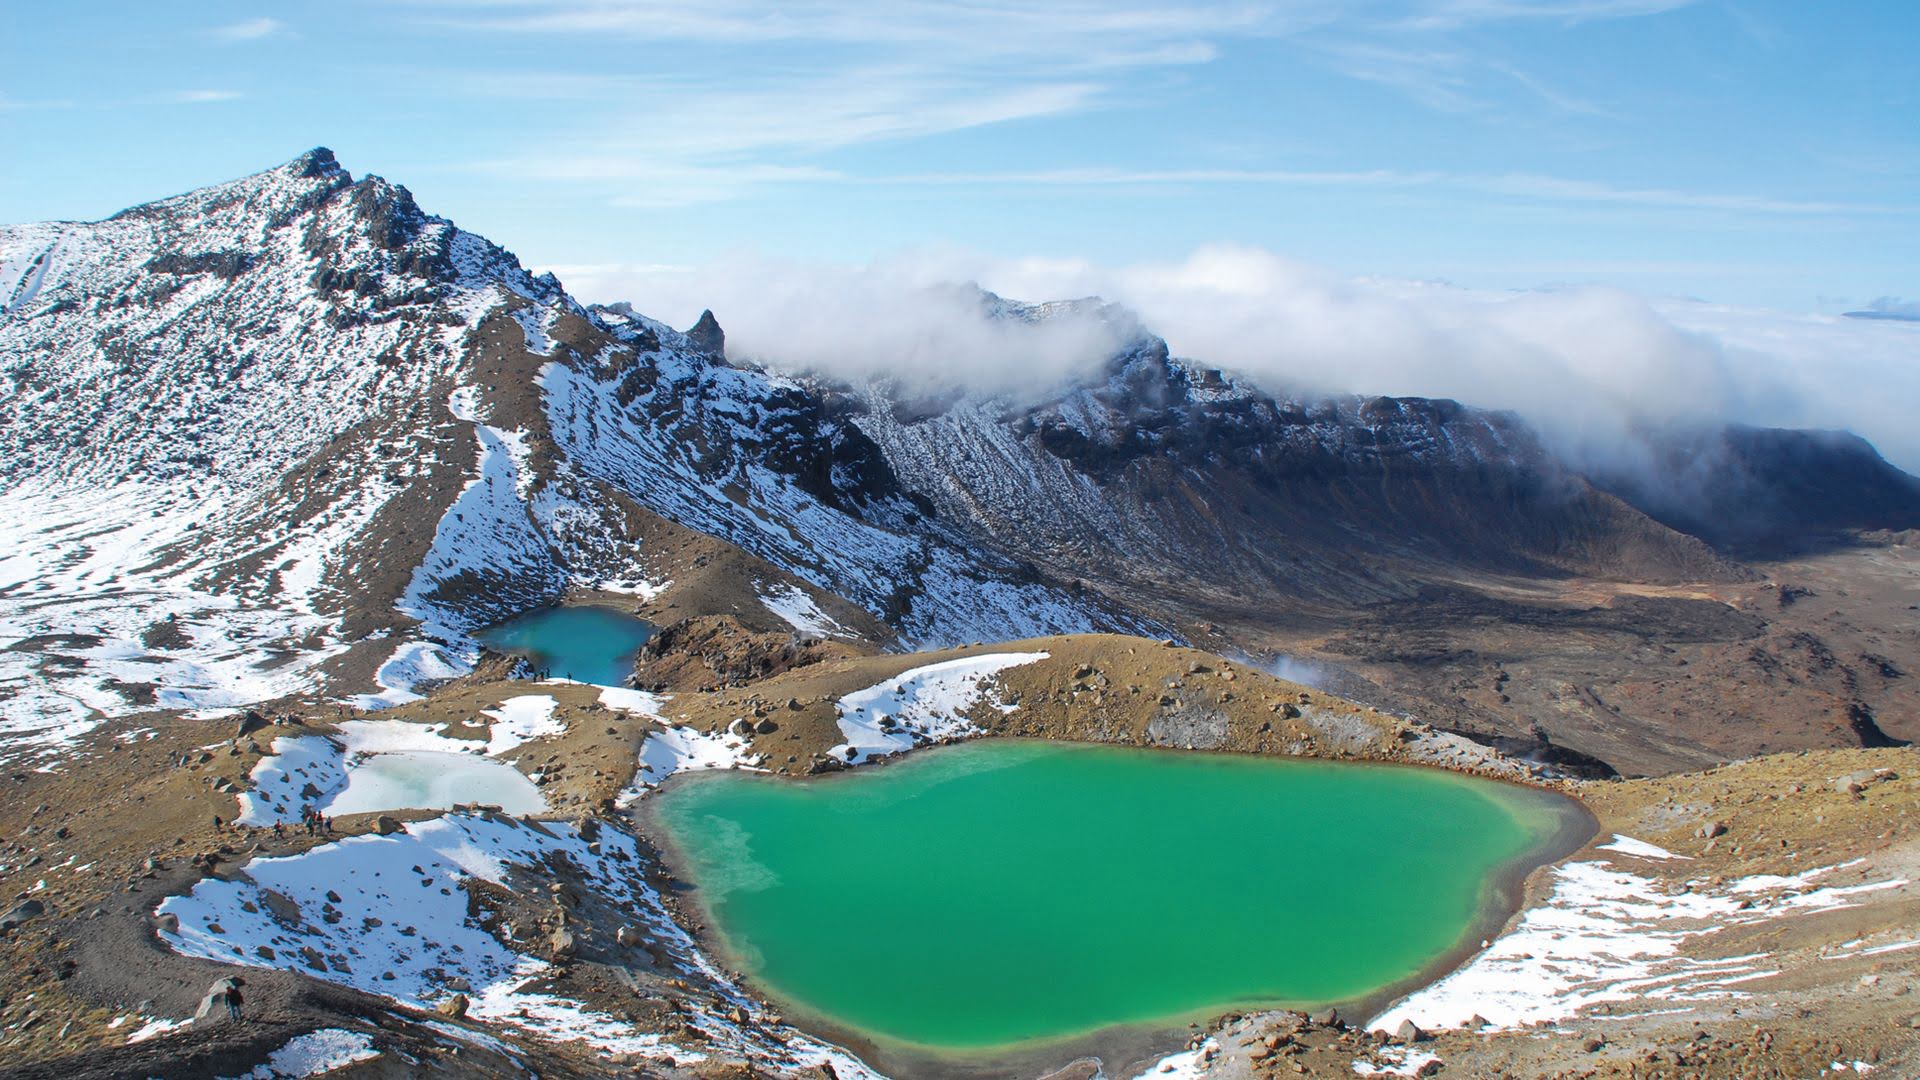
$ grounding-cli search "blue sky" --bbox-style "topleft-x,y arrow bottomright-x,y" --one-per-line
2,1 -> 1915,311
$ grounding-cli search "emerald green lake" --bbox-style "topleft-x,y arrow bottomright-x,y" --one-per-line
475,605 -> 654,686
653,740 -> 1584,1058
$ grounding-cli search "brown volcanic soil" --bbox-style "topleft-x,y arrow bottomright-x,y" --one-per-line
1236,539 -> 1920,779
1,634 -> 1915,1079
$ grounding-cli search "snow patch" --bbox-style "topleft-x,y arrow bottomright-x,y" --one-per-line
757,582 -> 846,637
481,695 -> 563,755
1596,834 -> 1688,860
1353,1048 -> 1441,1077
830,651 -> 1048,764
1131,1038 -> 1217,1079
598,686 -> 665,716
621,726 -> 762,805
347,641 -> 472,711
220,1028 -> 379,1078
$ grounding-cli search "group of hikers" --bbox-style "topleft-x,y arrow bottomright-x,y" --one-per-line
296,804 -> 333,836
262,805 -> 333,838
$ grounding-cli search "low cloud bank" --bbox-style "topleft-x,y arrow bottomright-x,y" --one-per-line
548,245 -> 1920,475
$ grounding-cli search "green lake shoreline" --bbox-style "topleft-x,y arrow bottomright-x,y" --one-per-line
639,737 -> 1596,1080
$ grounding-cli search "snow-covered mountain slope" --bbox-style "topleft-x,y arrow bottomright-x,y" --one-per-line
0,150 -> 1130,760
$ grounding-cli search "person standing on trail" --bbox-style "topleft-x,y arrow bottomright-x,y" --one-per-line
224,978 -> 244,1020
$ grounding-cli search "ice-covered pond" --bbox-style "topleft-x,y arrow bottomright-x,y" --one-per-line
326,750 -> 545,816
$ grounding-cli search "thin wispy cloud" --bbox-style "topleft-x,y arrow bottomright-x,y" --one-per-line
422,1 -> 1278,48
155,89 -> 245,105
1383,0 -> 1698,31
0,94 -> 76,112
423,0 -> 1721,208
669,163 -> 1897,220
211,17 -> 287,42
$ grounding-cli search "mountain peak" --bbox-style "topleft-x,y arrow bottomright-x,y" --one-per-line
686,309 -> 725,356
289,146 -> 347,181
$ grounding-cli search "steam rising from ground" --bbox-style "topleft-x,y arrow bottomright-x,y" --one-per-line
548,245 -> 1920,474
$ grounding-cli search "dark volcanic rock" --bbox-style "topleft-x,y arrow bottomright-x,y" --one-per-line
1596,424 -> 1920,554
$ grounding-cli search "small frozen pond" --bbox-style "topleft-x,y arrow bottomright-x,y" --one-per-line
476,606 -> 655,686
326,750 -> 546,817
239,710 -> 562,825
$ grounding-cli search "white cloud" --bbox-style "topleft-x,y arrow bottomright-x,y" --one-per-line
549,244 -> 1920,474
211,17 -> 287,41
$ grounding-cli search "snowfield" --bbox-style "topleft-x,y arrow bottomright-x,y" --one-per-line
156,813 -> 882,1077
1368,836 -> 1911,1033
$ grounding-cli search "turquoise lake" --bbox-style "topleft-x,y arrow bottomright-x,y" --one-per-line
475,605 -> 655,686
653,740 -> 1588,1060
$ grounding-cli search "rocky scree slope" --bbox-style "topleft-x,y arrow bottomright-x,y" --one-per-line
832,323 -> 1748,627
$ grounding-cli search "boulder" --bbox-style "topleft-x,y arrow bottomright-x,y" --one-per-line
1310,1007 -> 1341,1028
436,993 -> 470,1019
0,899 -> 45,932
616,924 -> 644,947
236,710 -> 270,740
1394,1019 -> 1424,1044
549,926 -> 576,959
190,976 -> 242,1023
372,815 -> 402,836
755,718 -> 779,735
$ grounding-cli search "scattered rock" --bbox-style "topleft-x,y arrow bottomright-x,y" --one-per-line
617,924 -> 644,947
437,993 -> 469,1019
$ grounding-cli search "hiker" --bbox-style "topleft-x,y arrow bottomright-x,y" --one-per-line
271,821 -> 285,840
224,977 -> 244,1020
